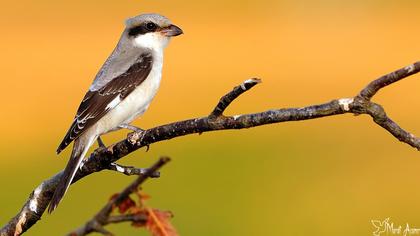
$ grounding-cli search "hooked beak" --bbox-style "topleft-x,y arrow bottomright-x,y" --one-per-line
161,24 -> 183,37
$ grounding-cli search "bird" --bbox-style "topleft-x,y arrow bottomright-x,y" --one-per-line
48,13 -> 183,213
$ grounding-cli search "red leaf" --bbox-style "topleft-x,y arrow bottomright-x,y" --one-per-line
131,210 -> 148,228
145,208 -> 178,236
117,196 -> 136,214
109,193 -> 120,211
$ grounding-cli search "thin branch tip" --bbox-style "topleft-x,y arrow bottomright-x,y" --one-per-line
241,78 -> 262,89
359,61 -> 420,100
210,78 -> 262,117
159,156 -> 171,163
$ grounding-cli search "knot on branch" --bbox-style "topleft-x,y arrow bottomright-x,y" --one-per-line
366,103 -> 387,123
338,98 -> 354,112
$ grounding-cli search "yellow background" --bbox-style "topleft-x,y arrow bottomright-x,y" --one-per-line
1,1 -> 420,235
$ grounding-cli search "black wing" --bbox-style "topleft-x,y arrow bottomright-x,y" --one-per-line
57,53 -> 153,154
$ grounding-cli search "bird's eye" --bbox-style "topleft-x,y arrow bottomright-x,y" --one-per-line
145,22 -> 157,31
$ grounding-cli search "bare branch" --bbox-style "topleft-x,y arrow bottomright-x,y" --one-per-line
357,101 -> 420,149
68,157 -> 169,236
1,62 -> 419,236
359,62 -> 420,100
107,163 -> 160,177
106,213 -> 147,224
210,78 -> 261,117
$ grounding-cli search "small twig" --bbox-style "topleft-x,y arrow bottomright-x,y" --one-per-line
210,78 -> 261,117
107,163 -> 160,177
89,222 -> 112,236
359,62 -> 420,100
106,213 -> 147,224
68,157 -> 170,236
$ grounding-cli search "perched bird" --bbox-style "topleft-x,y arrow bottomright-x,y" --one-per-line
48,13 -> 183,213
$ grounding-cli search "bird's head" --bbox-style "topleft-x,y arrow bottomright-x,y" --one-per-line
125,13 -> 183,51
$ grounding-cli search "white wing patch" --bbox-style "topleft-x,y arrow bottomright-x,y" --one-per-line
106,96 -> 122,110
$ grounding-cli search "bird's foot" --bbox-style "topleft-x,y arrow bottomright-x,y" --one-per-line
126,128 -> 150,152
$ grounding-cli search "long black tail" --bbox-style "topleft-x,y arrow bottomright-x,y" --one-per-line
48,139 -> 88,213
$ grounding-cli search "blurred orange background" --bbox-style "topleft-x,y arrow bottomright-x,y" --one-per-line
1,1 -> 419,235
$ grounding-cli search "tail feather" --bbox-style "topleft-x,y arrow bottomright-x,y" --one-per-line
48,137 -> 93,213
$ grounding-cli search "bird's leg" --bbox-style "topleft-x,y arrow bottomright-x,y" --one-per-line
118,124 -> 145,133
97,136 -> 106,148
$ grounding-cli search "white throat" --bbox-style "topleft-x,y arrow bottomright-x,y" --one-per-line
133,32 -> 169,53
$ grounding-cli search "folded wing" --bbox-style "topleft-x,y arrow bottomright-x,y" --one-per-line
57,53 -> 153,154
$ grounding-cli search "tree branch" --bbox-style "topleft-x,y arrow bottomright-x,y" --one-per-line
106,213 -> 147,225
67,157 -> 169,236
210,78 -> 261,117
107,163 -> 160,178
359,62 -> 420,100
1,62 -> 419,236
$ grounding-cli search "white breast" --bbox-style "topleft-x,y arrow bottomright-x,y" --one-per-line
93,52 -> 164,135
